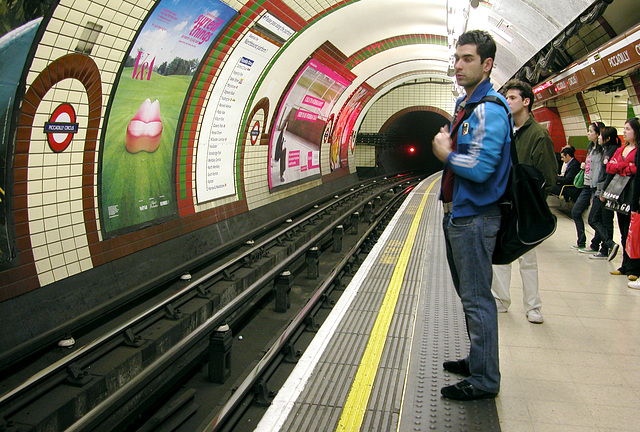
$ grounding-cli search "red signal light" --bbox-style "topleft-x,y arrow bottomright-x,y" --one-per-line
409,146 -> 416,154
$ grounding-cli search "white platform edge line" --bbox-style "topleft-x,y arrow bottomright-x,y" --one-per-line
254,178 -> 431,432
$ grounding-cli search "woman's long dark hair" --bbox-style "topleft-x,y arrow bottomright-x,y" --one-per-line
591,121 -> 606,153
626,117 -> 640,145
601,126 -> 621,149
591,121 -> 605,135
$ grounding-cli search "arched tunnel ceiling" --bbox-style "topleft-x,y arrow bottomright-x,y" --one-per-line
351,49 -> 450,88
289,0 -> 595,90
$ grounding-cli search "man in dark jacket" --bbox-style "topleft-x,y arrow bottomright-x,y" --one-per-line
551,146 -> 580,199
491,79 -> 556,324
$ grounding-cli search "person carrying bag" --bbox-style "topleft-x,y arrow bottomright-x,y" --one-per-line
604,117 -> 640,281
626,212 -> 640,259
622,118 -> 640,288
573,169 -> 585,188
450,94 -> 557,265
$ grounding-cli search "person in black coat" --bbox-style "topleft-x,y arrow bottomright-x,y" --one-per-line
551,146 -> 581,199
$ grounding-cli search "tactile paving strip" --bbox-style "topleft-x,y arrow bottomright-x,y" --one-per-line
280,180 -> 428,432
277,178 -> 500,431
398,188 -> 501,432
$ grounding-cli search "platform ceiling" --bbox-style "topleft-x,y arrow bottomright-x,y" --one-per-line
295,0 -> 596,89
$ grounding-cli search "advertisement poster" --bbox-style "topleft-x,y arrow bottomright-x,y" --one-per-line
330,86 -> 372,171
269,59 -> 351,189
196,31 -> 279,203
1,1 -> 52,263
100,0 -> 236,234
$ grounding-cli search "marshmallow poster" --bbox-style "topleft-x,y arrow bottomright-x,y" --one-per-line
99,0 -> 236,235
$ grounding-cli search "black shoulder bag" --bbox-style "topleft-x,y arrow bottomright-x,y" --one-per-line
452,96 -> 557,265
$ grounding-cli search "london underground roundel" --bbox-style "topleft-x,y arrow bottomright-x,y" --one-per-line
44,104 -> 78,152
250,121 -> 260,145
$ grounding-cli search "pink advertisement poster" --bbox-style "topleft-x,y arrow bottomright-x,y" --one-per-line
269,59 -> 351,189
329,86 -> 372,171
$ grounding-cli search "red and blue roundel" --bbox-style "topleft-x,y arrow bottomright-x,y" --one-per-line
44,104 -> 78,152
250,121 -> 260,145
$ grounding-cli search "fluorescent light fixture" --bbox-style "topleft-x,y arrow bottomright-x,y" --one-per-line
490,26 -> 513,44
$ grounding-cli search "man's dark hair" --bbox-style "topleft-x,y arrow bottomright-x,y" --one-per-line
561,146 -> 575,158
502,79 -> 535,113
457,30 -> 496,63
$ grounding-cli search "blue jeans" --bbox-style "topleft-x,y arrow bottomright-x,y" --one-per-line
572,186 -> 596,248
443,206 -> 501,393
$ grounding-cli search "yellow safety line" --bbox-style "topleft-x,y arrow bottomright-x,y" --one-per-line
336,179 -> 437,432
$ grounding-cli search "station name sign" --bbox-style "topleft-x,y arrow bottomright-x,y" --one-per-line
603,42 -> 640,75
44,103 -> 79,152
533,24 -> 640,103
44,123 -> 79,133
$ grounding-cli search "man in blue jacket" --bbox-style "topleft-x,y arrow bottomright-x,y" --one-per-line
432,30 -> 511,401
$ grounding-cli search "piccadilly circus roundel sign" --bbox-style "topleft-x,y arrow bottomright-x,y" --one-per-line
250,121 -> 260,145
44,103 -> 79,152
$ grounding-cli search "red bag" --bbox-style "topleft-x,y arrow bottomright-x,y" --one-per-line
626,211 -> 640,259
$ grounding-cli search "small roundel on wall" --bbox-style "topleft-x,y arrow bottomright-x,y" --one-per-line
250,120 -> 260,145
44,103 -> 78,152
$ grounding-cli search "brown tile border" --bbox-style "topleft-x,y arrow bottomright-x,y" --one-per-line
1,53 -> 102,301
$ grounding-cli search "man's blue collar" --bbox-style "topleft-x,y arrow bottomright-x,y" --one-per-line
457,78 -> 493,106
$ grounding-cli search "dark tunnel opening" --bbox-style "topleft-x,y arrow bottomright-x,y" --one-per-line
377,110 -> 450,176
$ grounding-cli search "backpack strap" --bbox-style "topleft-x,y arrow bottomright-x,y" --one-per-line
451,94 -> 516,164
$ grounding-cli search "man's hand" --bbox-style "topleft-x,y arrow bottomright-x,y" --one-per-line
432,125 -> 453,163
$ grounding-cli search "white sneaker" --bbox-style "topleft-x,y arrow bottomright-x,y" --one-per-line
495,298 -> 508,313
589,252 -> 607,260
526,308 -> 544,323
628,279 -> 640,290
579,247 -> 598,254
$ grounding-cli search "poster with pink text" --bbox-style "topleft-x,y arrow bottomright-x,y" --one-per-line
269,59 -> 351,189
330,86 -> 373,171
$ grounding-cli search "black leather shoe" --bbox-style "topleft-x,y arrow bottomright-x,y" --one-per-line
443,359 -> 470,376
441,380 -> 498,401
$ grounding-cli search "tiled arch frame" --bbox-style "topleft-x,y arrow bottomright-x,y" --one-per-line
344,34 -> 447,70
379,106 -> 452,133
244,97 -> 270,145
5,53 -> 102,298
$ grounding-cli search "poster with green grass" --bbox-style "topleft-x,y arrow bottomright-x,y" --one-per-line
100,0 -> 236,235
1,2 -> 52,262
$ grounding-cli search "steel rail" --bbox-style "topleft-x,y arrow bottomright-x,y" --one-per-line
63,182 -> 410,432
198,183 -> 414,432
0,179 -> 380,371
0,176 -> 413,421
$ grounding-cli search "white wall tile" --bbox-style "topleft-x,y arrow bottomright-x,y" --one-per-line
48,243 -> 64,258
38,271 -> 55,286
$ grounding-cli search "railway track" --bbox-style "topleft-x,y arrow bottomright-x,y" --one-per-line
0,174 -> 422,432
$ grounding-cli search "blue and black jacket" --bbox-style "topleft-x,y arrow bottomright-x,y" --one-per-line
441,78 -> 512,219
